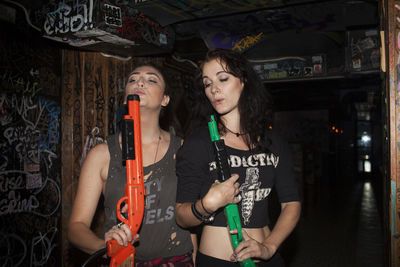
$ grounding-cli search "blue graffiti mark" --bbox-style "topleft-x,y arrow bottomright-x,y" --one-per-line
37,97 -> 60,155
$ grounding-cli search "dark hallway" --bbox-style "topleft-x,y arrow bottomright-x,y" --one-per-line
268,74 -> 386,267
282,175 -> 384,267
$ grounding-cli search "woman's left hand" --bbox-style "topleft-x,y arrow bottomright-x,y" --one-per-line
229,229 -> 276,262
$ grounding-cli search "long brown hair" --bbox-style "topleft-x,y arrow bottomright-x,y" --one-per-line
192,49 -> 274,151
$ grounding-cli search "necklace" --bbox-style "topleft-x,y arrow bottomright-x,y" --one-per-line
153,131 -> 162,164
225,126 -> 245,137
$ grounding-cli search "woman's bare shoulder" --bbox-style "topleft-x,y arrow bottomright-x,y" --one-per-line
80,142 -> 110,182
84,142 -> 110,165
91,142 -> 109,152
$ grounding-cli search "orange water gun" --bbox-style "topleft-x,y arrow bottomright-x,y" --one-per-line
106,94 -> 145,267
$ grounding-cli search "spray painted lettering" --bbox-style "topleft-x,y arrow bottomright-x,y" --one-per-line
44,0 -> 94,35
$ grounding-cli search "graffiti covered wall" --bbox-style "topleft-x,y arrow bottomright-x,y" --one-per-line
0,24 -> 62,266
386,0 -> 400,265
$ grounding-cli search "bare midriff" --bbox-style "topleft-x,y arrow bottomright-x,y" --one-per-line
199,225 -> 271,261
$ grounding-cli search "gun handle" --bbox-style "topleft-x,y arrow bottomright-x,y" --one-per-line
106,240 -> 135,266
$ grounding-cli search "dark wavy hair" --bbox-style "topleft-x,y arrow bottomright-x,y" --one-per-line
191,49 -> 273,151
123,62 -> 173,131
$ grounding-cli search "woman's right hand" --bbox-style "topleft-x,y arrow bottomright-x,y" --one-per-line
202,174 -> 240,213
104,204 -> 140,246
104,223 -> 140,246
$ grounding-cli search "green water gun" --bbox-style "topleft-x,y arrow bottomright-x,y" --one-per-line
208,115 -> 256,267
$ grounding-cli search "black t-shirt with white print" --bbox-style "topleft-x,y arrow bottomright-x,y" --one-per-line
176,127 -> 300,228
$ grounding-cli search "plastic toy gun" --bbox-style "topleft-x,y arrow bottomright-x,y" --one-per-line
208,115 -> 256,267
106,94 -> 145,267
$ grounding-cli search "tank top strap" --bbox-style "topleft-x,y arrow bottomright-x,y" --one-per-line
168,133 -> 182,153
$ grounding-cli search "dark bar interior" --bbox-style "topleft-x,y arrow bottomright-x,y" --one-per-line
0,1 -> 391,266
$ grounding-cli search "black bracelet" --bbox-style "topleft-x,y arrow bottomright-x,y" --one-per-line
191,201 -> 215,223
191,201 -> 203,221
200,198 -> 213,215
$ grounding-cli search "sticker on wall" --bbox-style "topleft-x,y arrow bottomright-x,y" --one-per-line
104,4 -> 122,27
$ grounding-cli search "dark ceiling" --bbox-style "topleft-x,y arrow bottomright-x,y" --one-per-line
1,0 -> 381,112
139,0 -> 379,60
1,0 -> 379,59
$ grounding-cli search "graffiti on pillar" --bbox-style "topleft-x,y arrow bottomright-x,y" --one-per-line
0,94 -> 61,267
395,3 -> 400,108
80,127 -> 104,166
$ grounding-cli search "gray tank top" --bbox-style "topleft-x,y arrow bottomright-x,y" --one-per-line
103,133 -> 193,260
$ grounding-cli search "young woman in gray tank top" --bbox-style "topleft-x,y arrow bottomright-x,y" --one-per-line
68,63 -> 197,266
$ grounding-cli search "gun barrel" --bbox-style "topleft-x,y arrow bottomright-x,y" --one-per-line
106,94 -> 145,267
208,115 -> 256,267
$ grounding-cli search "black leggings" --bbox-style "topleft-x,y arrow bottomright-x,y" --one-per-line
196,251 -> 285,267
